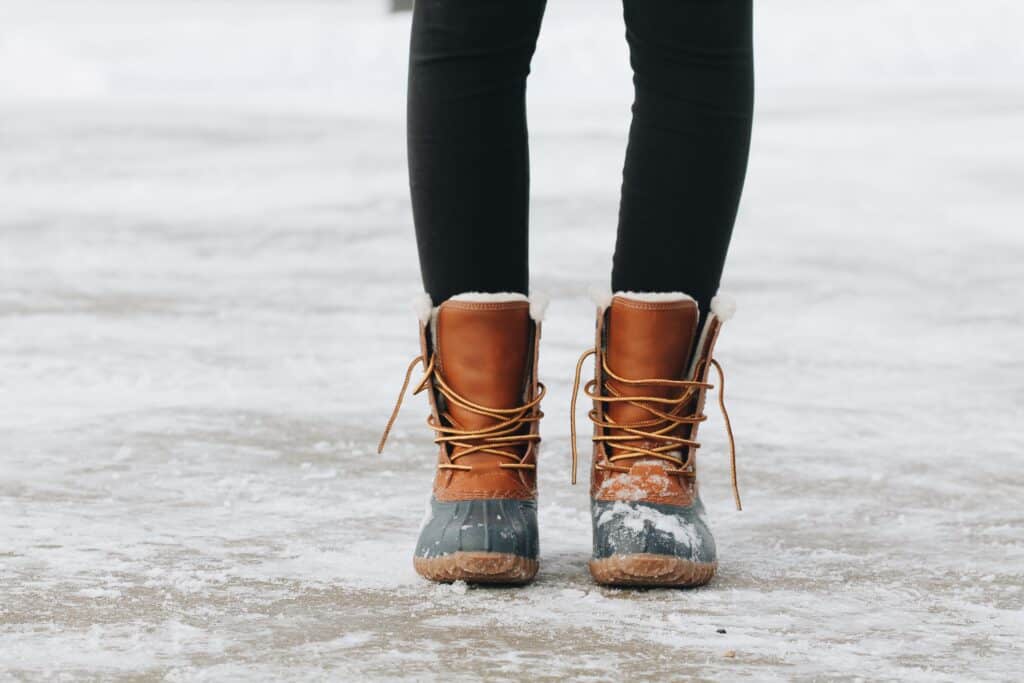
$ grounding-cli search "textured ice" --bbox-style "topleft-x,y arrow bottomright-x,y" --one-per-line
2,0 -> 1023,680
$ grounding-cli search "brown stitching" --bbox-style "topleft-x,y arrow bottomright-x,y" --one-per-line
443,301 -> 531,313
611,298 -> 693,312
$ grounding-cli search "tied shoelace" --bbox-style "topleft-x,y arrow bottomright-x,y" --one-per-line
377,354 -> 545,471
569,348 -> 742,511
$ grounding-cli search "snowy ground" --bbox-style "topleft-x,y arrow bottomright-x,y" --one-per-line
2,0 -> 1023,679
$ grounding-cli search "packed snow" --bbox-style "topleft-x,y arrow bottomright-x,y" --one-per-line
2,0 -> 1023,679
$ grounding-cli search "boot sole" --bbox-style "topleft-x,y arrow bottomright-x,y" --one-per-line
589,554 -> 717,587
414,552 -> 539,585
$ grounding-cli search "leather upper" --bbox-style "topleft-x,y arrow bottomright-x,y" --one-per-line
427,299 -> 539,501
605,296 -> 699,453
592,295 -> 722,507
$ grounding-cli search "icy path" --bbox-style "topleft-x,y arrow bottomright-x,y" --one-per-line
2,0 -> 1023,679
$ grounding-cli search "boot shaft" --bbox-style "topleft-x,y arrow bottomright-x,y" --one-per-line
418,294 -> 544,501
604,295 -> 700,457
590,293 -> 732,506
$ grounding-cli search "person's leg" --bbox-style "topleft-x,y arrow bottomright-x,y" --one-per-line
407,0 -> 547,304
579,0 -> 752,588
612,0 -> 753,313
391,2 -> 549,583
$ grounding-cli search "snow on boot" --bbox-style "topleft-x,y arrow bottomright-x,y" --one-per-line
569,292 -> 741,587
379,293 -> 547,584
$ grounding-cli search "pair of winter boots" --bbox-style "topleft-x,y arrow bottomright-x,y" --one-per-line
378,291 -> 741,587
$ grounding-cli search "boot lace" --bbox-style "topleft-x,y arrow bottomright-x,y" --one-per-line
378,355 -> 545,471
569,347 -> 742,510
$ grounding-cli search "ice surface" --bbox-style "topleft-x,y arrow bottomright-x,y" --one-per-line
2,0 -> 1023,679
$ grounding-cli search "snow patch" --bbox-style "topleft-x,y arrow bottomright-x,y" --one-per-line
77,587 -> 122,599
597,501 -> 704,552
596,472 -> 673,501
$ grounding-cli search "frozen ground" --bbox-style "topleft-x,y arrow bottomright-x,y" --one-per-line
2,0 -> 1023,679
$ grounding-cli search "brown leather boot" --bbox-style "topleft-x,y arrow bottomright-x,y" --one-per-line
380,293 -> 546,584
570,291 -> 741,587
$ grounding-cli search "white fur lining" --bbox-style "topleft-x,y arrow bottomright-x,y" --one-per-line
414,292 -> 433,325
416,291 -> 547,323
710,293 -> 737,322
614,290 -> 697,305
528,292 -> 549,322
449,291 -> 529,304
589,287 -> 736,322
588,285 -> 613,312
591,287 -> 700,311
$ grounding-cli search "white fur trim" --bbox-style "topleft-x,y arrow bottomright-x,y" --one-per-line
588,285 -> 613,311
710,293 -> 737,322
445,291 -> 546,321
528,292 -> 549,322
417,292 -> 546,324
414,292 -> 433,325
448,291 -> 529,304
613,291 -> 698,305
686,292 -> 737,377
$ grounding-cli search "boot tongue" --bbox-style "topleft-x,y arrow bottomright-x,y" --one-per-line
435,298 -> 532,461
605,294 -> 699,456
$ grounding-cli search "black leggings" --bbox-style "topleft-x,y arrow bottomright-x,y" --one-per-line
408,0 -> 753,313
